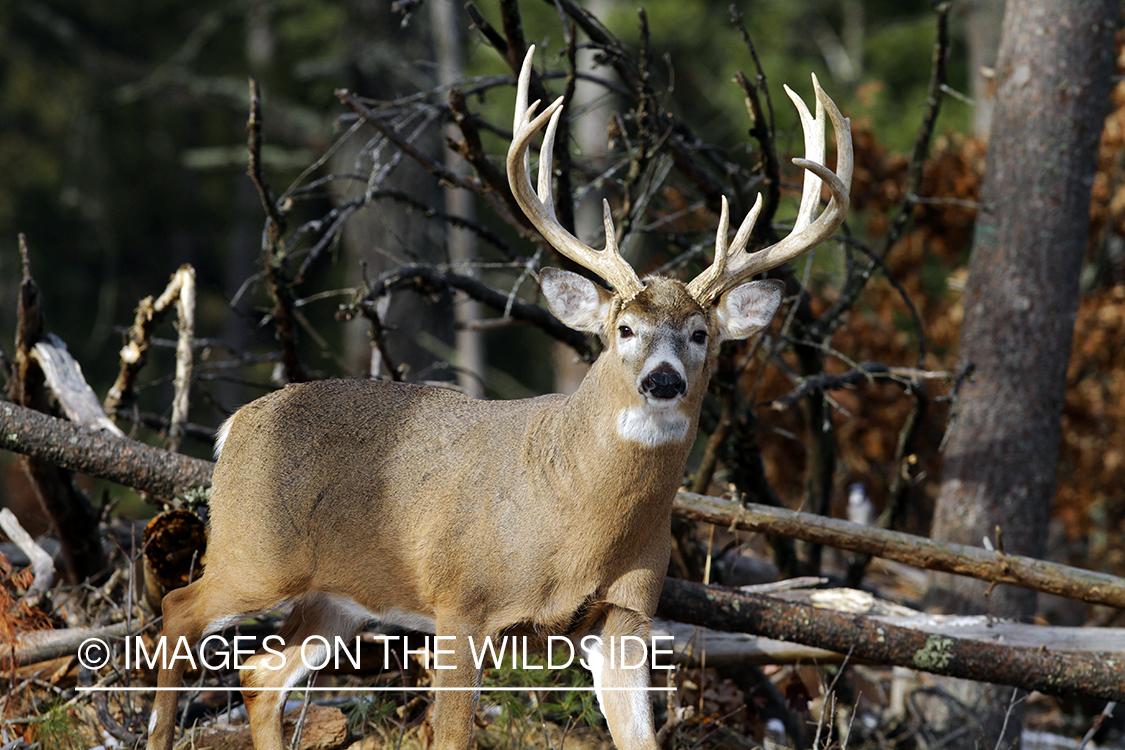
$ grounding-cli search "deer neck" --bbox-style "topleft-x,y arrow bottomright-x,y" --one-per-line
532,355 -> 704,510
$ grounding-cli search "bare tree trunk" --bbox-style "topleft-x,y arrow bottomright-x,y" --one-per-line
431,0 -> 484,396
924,0 -> 1117,745
958,0 -> 1005,139
9,247 -> 107,584
331,9 -> 454,382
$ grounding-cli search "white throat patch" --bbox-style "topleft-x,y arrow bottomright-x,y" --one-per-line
616,405 -> 689,447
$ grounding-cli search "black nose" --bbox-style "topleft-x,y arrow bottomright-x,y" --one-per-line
641,365 -> 686,400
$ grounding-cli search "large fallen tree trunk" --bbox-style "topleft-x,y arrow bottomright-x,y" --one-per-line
3,399 -> 1125,701
656,578 -> 1125,702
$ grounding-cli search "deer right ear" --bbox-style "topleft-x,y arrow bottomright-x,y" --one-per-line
540,268 -> 614,334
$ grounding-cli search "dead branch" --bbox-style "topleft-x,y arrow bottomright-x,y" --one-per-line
247,78 -> 287,239
1,622 -> 132,670
0,401 -> 212,501
249,77 -> 307,384
4,401 -> 1122,608
846,384 -> 928,588
167,265 -> 196,453
465,2 -> 507,56
657,577 -> 1125,702
104,264 -> 199,418
730,4 -> 780,248
345,264 -> 594,360
767,361 -> 961,409
32,334 -> 123,436
3,401 -> 1121,610
445,87 -> 532,236
673,491 -> 1125,609
0,507 -> 55,600
821,2 -> 954,333
336,89 -> 474,193
5,402 -> 1125,701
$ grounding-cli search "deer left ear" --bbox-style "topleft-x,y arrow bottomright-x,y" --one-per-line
716,279 -> 784,341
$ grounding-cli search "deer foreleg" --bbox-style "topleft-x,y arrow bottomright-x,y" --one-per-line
581,606 -> 659,750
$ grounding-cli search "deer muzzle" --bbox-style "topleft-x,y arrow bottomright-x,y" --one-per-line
641,364 -> 687,401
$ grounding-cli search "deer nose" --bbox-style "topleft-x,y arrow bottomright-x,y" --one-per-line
641,365 -> 686,400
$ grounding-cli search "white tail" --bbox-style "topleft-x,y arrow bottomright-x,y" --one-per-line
147,46 -> 850,750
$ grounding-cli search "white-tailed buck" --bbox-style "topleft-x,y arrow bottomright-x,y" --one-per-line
147,46 -> 851,750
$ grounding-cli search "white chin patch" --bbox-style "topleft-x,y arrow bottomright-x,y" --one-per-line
616,405 -> 689,447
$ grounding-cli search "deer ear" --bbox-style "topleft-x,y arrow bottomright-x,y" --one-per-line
716,279 -> 783,341
541,268 -> 613,334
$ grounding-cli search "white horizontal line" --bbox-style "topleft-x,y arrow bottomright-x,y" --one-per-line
76,686 -> 674,693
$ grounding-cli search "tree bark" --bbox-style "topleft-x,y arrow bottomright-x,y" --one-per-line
926,0 -> 1118,745
5,399 -> 1125,607
658,579 -> 1125,702
0,401 -> 213,500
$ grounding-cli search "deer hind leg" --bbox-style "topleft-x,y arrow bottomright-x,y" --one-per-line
239,592 -> 369,750
580,606 -> 659,750
146,579 -> 284,750
427,616 -> 485,750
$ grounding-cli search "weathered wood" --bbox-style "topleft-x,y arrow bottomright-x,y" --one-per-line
104,264 -> 198,422
656,590 -> 1125,667
4,402 -> 1125,609
673,491 -> 1125,609
0,507 -> 55,599
657,577 -> 1125,702
1,622 -> 132,669
9,238 -> 107,583
31,334 -> 123,436
5,399 -> 1125,701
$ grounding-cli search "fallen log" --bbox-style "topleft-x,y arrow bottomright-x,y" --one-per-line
672,490 -> 1125,609
657,577 -> 1125,702
0,400 -> 212,501
5,401 -> 1124,613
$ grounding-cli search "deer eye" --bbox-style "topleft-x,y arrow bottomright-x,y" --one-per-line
691,330 -> 708,344
618,325 -> 634,339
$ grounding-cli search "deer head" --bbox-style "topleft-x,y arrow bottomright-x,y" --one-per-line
508,48 -> 850,438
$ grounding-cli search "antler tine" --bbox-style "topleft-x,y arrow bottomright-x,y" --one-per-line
684,194 -> 763,303
507,46 -> 645,299
687,75 -> 852,306
788,75 -> 827,234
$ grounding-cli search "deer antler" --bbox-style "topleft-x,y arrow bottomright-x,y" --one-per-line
686,75 -> 852,306
507,46 -> 645,300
